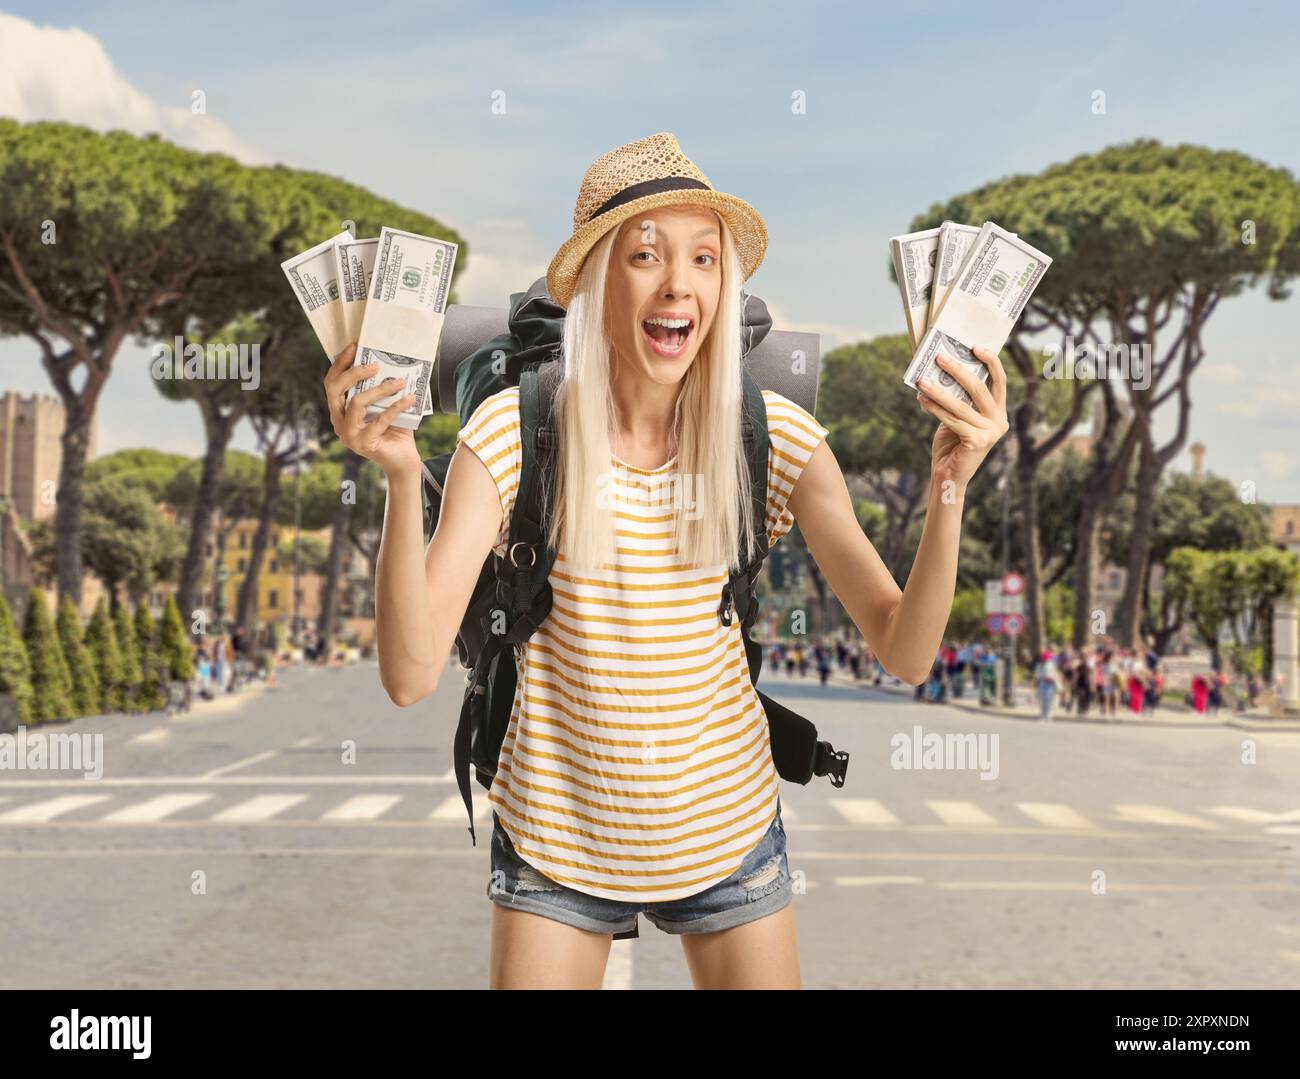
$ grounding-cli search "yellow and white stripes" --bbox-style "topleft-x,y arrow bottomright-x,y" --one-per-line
454,384 -> 827,901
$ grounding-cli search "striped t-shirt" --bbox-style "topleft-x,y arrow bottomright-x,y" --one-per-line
454,384 -> 829,902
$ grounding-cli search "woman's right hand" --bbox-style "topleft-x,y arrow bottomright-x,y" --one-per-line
324,343 -> 423,479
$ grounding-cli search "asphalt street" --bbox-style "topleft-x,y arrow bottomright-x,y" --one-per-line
1,659 -> 1297,989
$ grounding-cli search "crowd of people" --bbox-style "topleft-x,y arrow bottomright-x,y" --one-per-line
193,625 -> 250,699
766,632 -> 1262,722
1030,639 -> 1165,720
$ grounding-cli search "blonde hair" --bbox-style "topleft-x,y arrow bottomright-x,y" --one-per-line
544,210 -> 760,573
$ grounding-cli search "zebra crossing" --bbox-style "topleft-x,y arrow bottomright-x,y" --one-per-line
0,789 -> 1295,833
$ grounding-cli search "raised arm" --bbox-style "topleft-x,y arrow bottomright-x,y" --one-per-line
788,344 -> 1008,685
325,343 -> 502,706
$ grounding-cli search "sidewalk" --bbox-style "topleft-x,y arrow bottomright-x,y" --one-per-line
823,667 -> 1300,732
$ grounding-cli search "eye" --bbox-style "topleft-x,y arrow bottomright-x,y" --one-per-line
633,250 -> 656,263
696,253 -> 716,267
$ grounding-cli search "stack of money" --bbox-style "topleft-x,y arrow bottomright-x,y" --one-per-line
281,229 -> 354,362
281,226 -> 458,431
891,220 -> 1051,408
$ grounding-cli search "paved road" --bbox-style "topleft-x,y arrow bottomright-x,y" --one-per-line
1,660 -> 1297,988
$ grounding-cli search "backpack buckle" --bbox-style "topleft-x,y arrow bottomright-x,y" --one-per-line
815,741 -> 850,787
508,542 -> 536,568
718,582 -> 734,626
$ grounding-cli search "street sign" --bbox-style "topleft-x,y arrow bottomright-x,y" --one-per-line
984,580 -> 1024,615
1005,613 -> 1025,635
985,613 -> 1005,634
1002,571 -> 1025,596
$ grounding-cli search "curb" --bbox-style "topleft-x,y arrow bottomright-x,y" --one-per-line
825,671 -> 1300,733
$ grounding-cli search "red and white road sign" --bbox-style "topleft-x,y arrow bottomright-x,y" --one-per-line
1004,613 -> 1025,635
1002,571 -> 1025,596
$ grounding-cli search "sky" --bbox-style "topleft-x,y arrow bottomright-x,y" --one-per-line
1,1 -> 1298,499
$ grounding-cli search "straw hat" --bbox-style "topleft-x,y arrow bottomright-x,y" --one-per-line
546,132 -> 768,310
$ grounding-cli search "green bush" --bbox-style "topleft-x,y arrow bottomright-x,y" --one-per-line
114,601 -> 144,712
0,593 -> 34,726
132,601 -> 167,712
86,598 -> 127,714
21,588 -> 72,724
158,594 -> 195,682
57,595 -> 101,717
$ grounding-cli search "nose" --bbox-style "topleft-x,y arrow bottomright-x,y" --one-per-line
661,253 -> 692,299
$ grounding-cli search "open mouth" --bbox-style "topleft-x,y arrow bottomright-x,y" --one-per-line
641,316 -> 694,357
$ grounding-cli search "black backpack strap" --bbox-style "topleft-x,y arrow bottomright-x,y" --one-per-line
453,361 -> 563,845
719,372 -> 770,636
720,375 -> 849,789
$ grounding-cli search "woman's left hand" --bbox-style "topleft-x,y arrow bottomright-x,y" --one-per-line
916,345 -> 1010,492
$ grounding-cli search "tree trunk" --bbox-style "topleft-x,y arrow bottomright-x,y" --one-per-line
317,451 -> 363,656
177,398 -> 238,632
1072,498 -> 1101,647
235,457 -> 282,635
53,401 -> 93,608
1013,415 -> 1047,657
1117,429 -> 1158,649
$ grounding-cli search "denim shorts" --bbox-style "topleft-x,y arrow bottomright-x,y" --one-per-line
485,797 -> 791,940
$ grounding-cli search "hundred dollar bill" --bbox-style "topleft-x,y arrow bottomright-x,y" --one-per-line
349,226 -> 458,430
903,222 -> 1052,409
888,227 -> 941,350
928,221 -> 1018,325
333,236 -> 379,346
926,222 -> 982,326
281,229 -> 353,360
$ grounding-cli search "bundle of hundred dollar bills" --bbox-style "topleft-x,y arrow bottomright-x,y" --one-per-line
890,221 -> 1051,409
281,227 -> 458,431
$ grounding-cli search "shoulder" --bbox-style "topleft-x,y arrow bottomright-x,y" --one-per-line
457,386 -> 522,457
760,389 -> 829,455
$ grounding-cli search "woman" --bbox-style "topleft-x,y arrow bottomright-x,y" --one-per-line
326,133 -> 1008,989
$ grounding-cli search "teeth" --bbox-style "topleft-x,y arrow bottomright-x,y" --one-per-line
644,317 -> 691,329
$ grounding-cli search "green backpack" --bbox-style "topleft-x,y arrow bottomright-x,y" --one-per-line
422,278 -> 849,846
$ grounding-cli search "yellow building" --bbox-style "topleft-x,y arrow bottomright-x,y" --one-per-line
203,517 -> 334,627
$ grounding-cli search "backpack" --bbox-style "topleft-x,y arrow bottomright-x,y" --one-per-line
421,277 -> 850,846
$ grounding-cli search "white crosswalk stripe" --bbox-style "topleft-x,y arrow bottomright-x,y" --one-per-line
1112,804 -> 1217,830
1205,806 -> 1300,824
925,801 -> 997,826
321,795 -> 403,822
0,794 -> 113,822
831,799 -> 900,825
1016,802 -> 1093,829
0,788 -> 1289,833
211,794 -> 310,822
101,793 -> 214,823
429,795 -> 492,823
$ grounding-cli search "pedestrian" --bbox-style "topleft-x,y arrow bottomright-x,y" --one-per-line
815,642 -> 831,686
1033,644 -> 1059,720
1144,668 -> 1162,713
1073,651 -> 1093,716
1191,673 -> 1208,714
194,645 -> 215,700
1056,645 -> 1074,711
1127,653 -> 1146,715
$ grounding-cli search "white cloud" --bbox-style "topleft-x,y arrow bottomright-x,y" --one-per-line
761,299 -> 870,354
451,217 -> 550,308
0,12 -> 265,162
